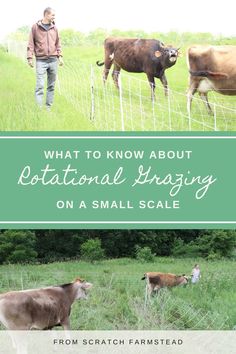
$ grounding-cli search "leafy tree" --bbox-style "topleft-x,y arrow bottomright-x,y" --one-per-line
135,245 -> 155,263
35,230 -> 85,262
60,29 -> 85,46
172,230 -> 236,258
80,238 -> 105,262
0,230 -> 37,264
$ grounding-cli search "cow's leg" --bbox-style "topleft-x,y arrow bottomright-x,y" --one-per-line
146,73 -> 155,101
153,286 -> 160,297
112,63 -> 121,89
199,92 -> 213,115
61,318 -> 71,330
160,73 -> 169,97
144,283 -> 149,307
103,55 -> 114,84
187,77 -> 198,115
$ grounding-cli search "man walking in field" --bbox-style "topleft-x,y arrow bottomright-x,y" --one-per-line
27,7 -> 63,109
191,264 -> 201,284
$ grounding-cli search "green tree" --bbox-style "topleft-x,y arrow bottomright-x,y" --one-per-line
135,245 -> 155,263
80,238 -> 105,262
0,230 -> 37,264
60,29 -> 85,46
172,230 -> 236,258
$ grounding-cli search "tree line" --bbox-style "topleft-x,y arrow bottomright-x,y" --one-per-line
0,229 -> 235,264
7,27 -> 236,47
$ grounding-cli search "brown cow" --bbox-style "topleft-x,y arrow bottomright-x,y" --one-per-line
187,45 -> 236,114
142,272 -> 188,302
0,277 -> 92,330
97,37 -> 179,99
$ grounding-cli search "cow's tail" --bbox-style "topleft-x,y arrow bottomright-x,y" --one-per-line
96,61 -> 104,67
189,70 -> 228,79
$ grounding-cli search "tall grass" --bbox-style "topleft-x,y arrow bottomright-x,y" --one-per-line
0,49 -> 94,131
0,257 -> 235,330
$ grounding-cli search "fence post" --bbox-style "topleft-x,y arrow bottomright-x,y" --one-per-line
213,103 -> 217,131
119,74 -> 125,131
167,89 -> 172,131
152,87 -> 156,130
188,99 -> 192,131
90,64 -> 95,121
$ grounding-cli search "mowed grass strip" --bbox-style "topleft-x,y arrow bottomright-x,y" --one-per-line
0,257 -> 235,330
0,49 -> 94,131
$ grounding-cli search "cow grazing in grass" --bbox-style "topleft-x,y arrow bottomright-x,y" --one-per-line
142,272 -> 188,303
96,37 -> 179,99
187,45 -> 236,115
0,277 -> 92,330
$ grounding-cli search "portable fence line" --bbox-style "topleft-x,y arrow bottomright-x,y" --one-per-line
54,61 -> 236,129
122,70 -> 236,110
213,103 -> 217,131
5,41 -> 236,131
118,74 -> 125,131
4,37 -> 236,110
90,65 -> 95,121
128,76 -> 134,130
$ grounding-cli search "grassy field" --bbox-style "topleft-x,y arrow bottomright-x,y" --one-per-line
0,257 -> 235,330
1,35 -> 236,131
0,49 -> 94,131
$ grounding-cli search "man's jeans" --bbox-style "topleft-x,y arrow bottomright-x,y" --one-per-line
35,58 -> 58,107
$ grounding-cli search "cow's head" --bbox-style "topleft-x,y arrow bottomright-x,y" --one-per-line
155,45 -> 180,66
74,277 -> 93,300
176,274 -> 189,286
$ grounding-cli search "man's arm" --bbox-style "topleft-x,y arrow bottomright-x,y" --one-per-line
55,28 -> 62,56
55,28 -> 63,65
27,26 -> 35,67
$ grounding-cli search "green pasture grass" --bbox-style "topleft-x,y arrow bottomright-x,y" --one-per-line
0,49 -> 94,131
0,257 -> 235,330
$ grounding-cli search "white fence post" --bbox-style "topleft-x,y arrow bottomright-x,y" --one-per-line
152,89 -> 156,130
119,74 -> 125,131
90,65 -> 95,121
213,103 -> 217,131
188,102 -> 192,131
167,89 -> 172,130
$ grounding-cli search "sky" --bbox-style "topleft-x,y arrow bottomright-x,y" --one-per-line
1,0 -> 235,41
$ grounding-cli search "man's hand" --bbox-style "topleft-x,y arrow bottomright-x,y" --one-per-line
58,57 -> 64,66
27,59 -> 34,68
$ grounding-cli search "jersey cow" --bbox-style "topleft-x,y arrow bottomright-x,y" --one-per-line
0,277 -> 92,330
142,272 -> 188,303
97,37 -> 179,99
187,45 -> 236,114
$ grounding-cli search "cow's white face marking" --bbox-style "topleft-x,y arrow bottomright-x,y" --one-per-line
169,56 -> 177,62
198,79 -> 214,93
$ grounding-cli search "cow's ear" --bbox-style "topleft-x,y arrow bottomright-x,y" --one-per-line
155,51 -> 162,58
